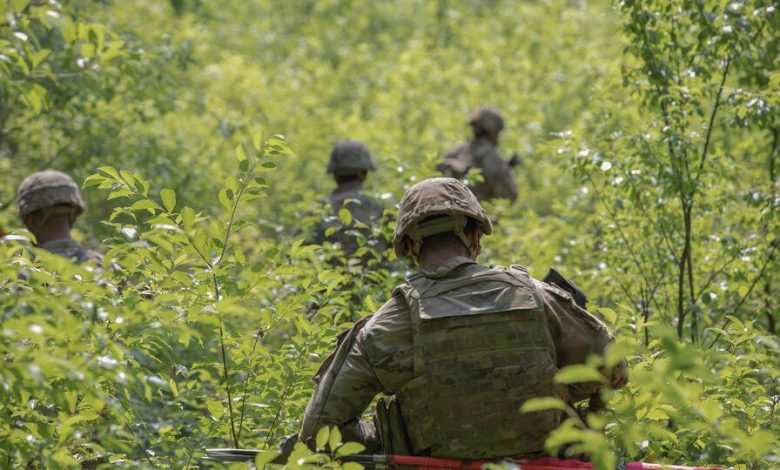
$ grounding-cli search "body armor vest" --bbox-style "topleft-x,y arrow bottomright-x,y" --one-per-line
394,265 -> 560,458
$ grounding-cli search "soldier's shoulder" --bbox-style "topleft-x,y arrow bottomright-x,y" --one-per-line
533,278 -> 575,302
448,140 -> 470,153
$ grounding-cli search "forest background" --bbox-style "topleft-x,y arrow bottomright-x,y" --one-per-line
0,0 -> 778,468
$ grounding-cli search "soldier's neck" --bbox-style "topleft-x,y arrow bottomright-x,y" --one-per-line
34,221 -> 73,245
474,134 -> 499,146
419,246 -> 471,269
334,180 -> 364,193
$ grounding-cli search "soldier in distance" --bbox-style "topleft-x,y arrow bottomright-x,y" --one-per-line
439,106 -> 519,203
16,170 -> 103,265
299,177 -> 628,459
314,140 -> 387,260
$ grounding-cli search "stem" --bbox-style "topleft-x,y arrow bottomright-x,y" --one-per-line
641,287 -> 649,347
770,128 -> 778,184
217,302 -> 239,448
265,368 -> 295,450
236,329 -> 264,443
708,238 -> 780,347
686,209 -> 697,343
583,172 -> 646,308
217,157 -> 259,264
693,56 -> 731,190
676,238 -> 688,340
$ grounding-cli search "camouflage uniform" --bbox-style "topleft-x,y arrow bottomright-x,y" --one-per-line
315,141 -> 387,257
16,170 -> 103,265
37,239 -> 103,264
300,178 -> 627,458
439,106 -> 518,203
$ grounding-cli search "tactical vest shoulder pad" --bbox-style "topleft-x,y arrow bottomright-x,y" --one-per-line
536,278 -> 574,303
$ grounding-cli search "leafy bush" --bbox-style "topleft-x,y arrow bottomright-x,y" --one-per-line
1,0 -> 778,468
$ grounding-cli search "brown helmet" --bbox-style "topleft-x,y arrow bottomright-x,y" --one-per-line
326,140 -> 377,174
16,170 -> 86,220
393,177 -> 492,258
468,106 -> 504,133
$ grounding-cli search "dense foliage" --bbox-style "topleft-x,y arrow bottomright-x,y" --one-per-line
1,0 -> 777,468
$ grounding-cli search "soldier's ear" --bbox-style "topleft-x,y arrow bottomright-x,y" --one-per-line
469,230 -> 482,260
403,238 -> 417,261
23,213 -> 39,232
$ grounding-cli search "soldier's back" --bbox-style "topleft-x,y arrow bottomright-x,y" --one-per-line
315,185 -> 387,260
38,239 -> 103,265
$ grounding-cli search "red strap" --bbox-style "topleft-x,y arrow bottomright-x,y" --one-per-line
390,455 -> 593,469
389,455 -> 723,470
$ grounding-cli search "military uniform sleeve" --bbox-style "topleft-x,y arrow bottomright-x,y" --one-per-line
300,294 -> 413,450
438,142 -> 471,179
535,281 -> 627,401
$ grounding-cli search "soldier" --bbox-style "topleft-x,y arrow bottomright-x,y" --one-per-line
314,140 -> 387,259
16,170 -> 103,264
439,106 -> 519,203
300,177 -> 628,458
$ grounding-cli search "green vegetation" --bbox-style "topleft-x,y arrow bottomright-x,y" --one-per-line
1,0 -> 777,468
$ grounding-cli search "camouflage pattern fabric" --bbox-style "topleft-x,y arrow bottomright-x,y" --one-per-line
38,239 -> 103,265
300,256 -> 623,458
16,170 -> 86,219
314,181 -> 386,257
438,138 -> 518,203
394,263 -> 559,458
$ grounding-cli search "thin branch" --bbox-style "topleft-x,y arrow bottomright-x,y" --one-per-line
236,329 -> 264,443
770,128 -> 778,184
691,250 -> 740,304
183,415 -> 228,470
121,418 -> 156,467
707,237 -> 780,348
584,171 -> 654,305
217,156 -> 260,264
29,71 -> 86,80
213,273 -> 239,448
693,56 -> 732,190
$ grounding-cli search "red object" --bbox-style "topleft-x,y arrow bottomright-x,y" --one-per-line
388,455 -> 724,470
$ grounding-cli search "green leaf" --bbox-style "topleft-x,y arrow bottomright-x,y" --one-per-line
520,397 -> 568,413
598,307 -> 617,325
235,144 -> 247,161
315,426 -> 329,451
30,49 -> 50,68
252,131 -> 263,150
160,188 -> 176,212
555,365 -> 604,384
218,189 -> 232,211
338,208 -> 352,225
328,426 -> 342,452
225,176 -> 240,193
181,207 -> 196,231
82,174 -> 106,188
335,442 -> 365,458
98,166 -> 121,180
130,199 -> 160,214
255,450 -> 279,467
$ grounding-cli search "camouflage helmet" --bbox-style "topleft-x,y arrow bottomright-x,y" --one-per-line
393,177 -> 492,257
468,105 -> 504,133
326,140 -> 377,174
16,170 -> 86,220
